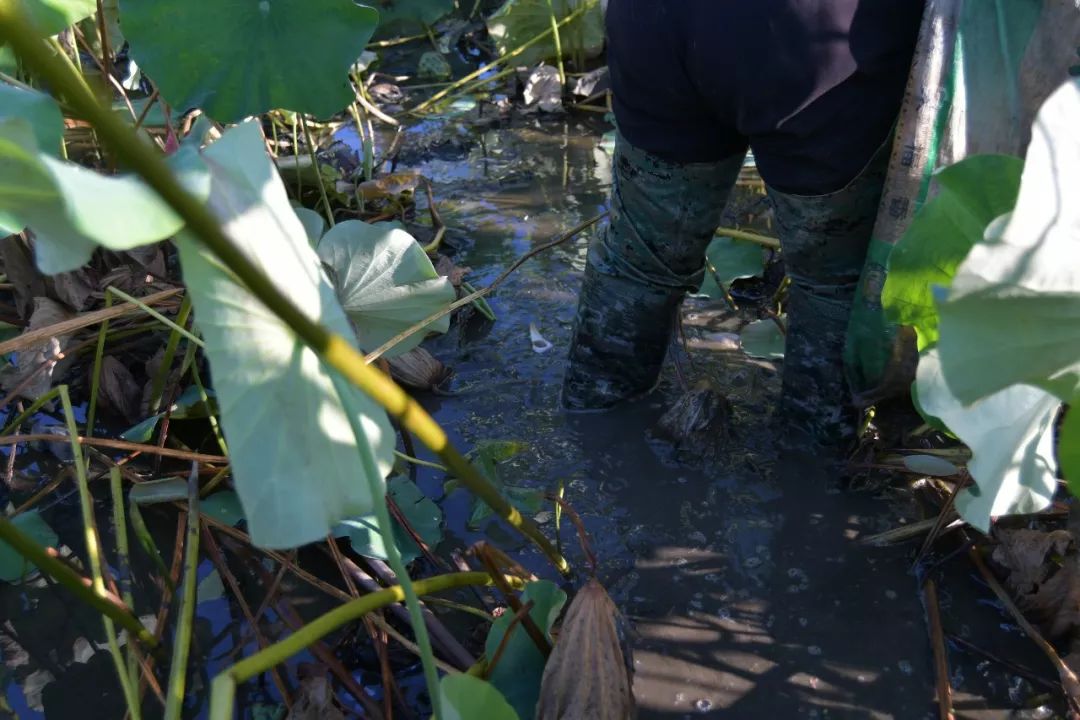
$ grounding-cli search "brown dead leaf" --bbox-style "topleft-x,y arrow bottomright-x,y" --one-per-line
0,298 -> 74,401
95,356 -> 142,424
357,171 -> 423,200
435,255 -> 472,287
48,268 -> 98,311
993,528 -> 1080,638
0,235 -> 46,320
286,673 -> 344,720
537,579 -> 636,720
388,347 -> 452,392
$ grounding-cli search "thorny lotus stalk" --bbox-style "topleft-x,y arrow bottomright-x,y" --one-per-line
0,1 -> 570,576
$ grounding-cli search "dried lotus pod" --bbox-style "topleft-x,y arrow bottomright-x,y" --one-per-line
387,347 -> 452,392
537,579 -> 636,720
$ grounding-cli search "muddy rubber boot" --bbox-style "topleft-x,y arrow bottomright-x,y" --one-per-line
767,142 -> 890,451
562,134 -> 745,410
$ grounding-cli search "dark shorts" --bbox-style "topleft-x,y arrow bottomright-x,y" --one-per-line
606,0 -> 923,195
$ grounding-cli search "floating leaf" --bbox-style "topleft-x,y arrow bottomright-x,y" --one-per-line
0,510 -> 58,582
487,0 -> 604,67
441,674 -> 520,720
695,235 -> 765,300
13,0 -> 95,36
333,477 -> 442,564
0,117 -> 210,273
176,121 -> 394,549
200,491 -> 245,527
120,385 -> 216,442
882,154 -> 1023,350
916,348 -> 1060,532
740,317 -> 785,359
902,454 -> 961,478
129,478 -> 188,505
316,220 -> 455,358
485,580 -> 567,720
457,441 -> 541,529
937,79 -> 1080,405
119,0 -> 378,123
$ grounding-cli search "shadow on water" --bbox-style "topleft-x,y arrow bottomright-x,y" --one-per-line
0,112 -> 1058,718
403,114 -> 1059,718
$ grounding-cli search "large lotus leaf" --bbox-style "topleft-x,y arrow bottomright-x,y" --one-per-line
333,476 -> 443,563
316,220 -> 454,357
937,79 -> 1080,405
176,120 -> 394,549
695,235 -> 765,300
0,117 -> 210,273
118,0 -> 378,123
373,0 -> 453,36
916,348 -> 1060,532
0,510 -> 58,582
10,0 -> 96,36
0,84 -> 64,159
1062,408 -> 1079,497
486,0 -> 604,67
484,580 -> 567,720
882,154 -> 1023,350
441,674 -> 520,720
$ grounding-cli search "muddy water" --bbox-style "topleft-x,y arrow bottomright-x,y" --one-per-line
393,114 -> 1057,718
0,112 -> 1054,718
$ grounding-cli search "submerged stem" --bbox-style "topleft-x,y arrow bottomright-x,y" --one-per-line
164,469 -> 200,720
209,571 -> 520,719
332,372 -> 442,718
0,4 -> 570,575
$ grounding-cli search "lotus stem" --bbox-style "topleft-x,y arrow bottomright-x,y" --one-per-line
164,468 -> 200,720
0,3 -> 570,576
60,385 -> 145,716
0,515 -> 157,648
209,571 -> 522,719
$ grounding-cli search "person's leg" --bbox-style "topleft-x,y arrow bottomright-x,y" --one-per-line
737,3 -> 921,450
562,136 -> 745,410
563,0 -> 747,411
766,140 -> 891,448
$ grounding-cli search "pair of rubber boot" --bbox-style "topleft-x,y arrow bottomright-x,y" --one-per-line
563,133 -> 889,452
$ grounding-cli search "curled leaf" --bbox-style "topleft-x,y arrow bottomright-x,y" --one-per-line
388,347 -> 452,392
538,579 -> 636,720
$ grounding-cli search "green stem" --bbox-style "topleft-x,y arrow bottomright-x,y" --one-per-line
106,286 -> 203,348
0,4 -> 569,576
545,0 -> 566,84
393,449 -> 448,472
210,571 -> 515,719
331,371 -> 442,718
108,468 -> 141,720
0,516 -> 155,646
164,470 -> 200,720
2,386 -> 62,436
299,114 -> 334,228
61,384 -> 152,708
145,293 -> 193,416
189,357 -> 227,456
86,292 -> 113,439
